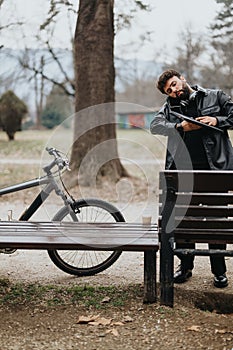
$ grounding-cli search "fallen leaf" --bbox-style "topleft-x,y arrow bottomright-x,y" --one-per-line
101,296 -> 111,303
215,329 -> 233,334
112,321 -> 124,326
187,325 -> 201,332
88,322 -> 100,326
215,329 -> 227,334
111,328 -> 119,337
106,328 -> 119,336
123,316 -> 134,323
77,315 -> 99,324
89,317 -> 112,326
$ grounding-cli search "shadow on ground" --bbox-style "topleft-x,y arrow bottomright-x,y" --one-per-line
174,283 -> 233,314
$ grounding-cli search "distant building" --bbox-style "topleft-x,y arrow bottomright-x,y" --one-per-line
115,104 -> 158,129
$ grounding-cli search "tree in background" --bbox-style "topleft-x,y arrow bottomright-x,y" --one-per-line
41,84 -> 74,129
1,0 -> 151,185
162,25 -> 205,84
68,0 -> 150,186
41,108 -> 63,129
18,47 -> 74,130
0,90 -> 28,140
116,78 -> 165,108
203,0 -> 233,94
1,0 -> 153,185
68,0 -> 127,186
173,27 -> 205,83
0,0 -> 76,129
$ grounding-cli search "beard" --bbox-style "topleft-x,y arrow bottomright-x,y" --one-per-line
177,82 -> 190,101
168,81 -> 191,105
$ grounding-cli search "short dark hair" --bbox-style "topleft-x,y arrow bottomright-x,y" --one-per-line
156,69 -> 182,94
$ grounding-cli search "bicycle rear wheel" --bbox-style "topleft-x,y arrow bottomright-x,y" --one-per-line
48,198 -> 125,276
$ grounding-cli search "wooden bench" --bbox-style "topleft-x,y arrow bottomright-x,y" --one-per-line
0,221 -> 159,303
159,170 -> 233,307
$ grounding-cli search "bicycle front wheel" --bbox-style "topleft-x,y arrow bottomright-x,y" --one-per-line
48,198 -> 125,276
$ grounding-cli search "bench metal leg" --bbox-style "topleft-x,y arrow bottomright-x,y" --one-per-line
160,233 -> 174,307
143,250 -> 157,303
159,182 -> 176,307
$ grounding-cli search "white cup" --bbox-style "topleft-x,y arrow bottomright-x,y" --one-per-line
142,215 -> 152,225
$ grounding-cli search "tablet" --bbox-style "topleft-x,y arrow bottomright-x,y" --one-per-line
170,111 -> 224,133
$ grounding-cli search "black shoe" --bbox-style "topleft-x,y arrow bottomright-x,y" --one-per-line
213,274 -> 228,288
174,265 -> 192,284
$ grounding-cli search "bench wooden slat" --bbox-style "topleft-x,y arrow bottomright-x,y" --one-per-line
0,222 -> 155,235
159,194 -> 233,214
174,230 -> 233,244
0,237 -> 159,251
158,217 -> 233,229
176,218 -> 233,230
0,222 -> 157,237
159,170 -> 233,192
178,193 -> 233,205
0,232 -> 158,248
0,221 -> 159,251
175,205 -> 233,217
0,221 -> 159,231
160,193 -> 233,206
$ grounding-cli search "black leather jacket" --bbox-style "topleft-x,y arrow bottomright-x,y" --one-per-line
150,85 -> 233,170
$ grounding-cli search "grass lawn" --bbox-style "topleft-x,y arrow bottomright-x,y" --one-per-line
0,128 -> 232,187
0,128 -> 166,185
0,128 -> 166,159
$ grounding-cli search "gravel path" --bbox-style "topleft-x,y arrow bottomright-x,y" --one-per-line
1,200 -> 233,350
0,200 -> 232,294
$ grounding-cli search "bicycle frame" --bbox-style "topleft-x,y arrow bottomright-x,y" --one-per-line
0,146 -> 125,274
0,175 -> 73,221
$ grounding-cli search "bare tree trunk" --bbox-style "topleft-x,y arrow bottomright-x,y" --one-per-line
33,56 -> 45,129
34,70 -> 44,129
69,0 -> 128,187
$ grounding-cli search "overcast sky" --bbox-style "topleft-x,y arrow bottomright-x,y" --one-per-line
116,0 -> 220,59
1,0 -> 221,60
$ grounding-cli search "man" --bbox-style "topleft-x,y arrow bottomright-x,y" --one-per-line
150,69 -> 233,288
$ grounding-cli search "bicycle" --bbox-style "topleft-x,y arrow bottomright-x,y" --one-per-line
0,147 -> 125,276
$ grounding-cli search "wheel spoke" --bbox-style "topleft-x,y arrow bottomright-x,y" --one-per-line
48,199 -> 124,276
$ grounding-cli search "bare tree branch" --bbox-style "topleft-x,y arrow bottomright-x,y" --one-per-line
115,0 -> 151,31
46,41 -> 75,91
40,11 -> 59,30
0,21 -> 24,31
19,55 -> 74,97
40,0 -> 74,30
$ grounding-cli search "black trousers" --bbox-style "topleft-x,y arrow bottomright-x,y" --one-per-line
173,161 -> 227,276
176,242 -> 227,276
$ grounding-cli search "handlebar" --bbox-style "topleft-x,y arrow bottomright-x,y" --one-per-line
43,147 -> 71,174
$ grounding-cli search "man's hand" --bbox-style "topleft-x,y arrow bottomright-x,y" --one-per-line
196,116 -> 217,126
179,116 -> 218,132
180,121 -> 201,131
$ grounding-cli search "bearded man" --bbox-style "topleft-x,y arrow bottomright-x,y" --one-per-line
150,69 -> 233,288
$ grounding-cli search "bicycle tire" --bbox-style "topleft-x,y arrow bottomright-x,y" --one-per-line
47,198 -> 125,276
